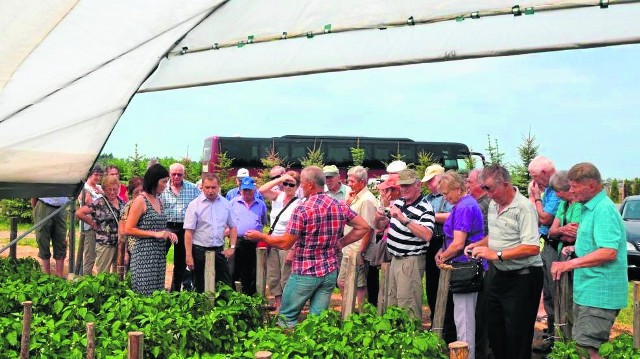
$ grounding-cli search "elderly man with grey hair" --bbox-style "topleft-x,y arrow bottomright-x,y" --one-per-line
528,156 -> 561,353
160,162 -> 201,292
338,166 -> 377,307
552,162 -> 627,358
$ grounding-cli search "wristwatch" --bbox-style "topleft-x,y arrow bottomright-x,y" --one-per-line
497,251 -> 504,262
403,218 -> 411,226
230,245 -> 236,249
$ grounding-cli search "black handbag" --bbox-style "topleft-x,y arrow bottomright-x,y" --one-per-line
448,260 -> 484,294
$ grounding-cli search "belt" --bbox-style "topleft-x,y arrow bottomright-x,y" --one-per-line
166,222 -> 184,228
544,235 -> 561,250
193,244 -> 224,251
496,266 -> 540,275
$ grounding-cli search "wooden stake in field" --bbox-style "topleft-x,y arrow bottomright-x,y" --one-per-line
553,265 -> 572,340
20,301 -> 32,359
448,341 -> 469,359
127,331 -> 144,359
86,322 -> 95,359
204,251 -> 216,295
432,264 -> 452,339
256,247 -> 267,298
341,253 -> 357,320
235,280 -> 243,293
9,217 -> 18,260
633,281 -> 640,349
255,351 -> 273,359
117,235 -> 127,281
377,262 -> 390,315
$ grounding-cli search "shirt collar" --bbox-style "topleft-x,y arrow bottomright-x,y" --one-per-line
583,190 -> 607,211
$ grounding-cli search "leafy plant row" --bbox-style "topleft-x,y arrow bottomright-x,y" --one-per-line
1,258 -> 448,358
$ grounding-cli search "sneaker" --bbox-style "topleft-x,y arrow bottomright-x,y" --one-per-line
532,340 -> 554,353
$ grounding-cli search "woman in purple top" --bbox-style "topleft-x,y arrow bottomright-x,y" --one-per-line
435,171 -> 484,359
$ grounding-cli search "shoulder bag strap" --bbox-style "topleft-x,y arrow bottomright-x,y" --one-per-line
268,196 -> 298,235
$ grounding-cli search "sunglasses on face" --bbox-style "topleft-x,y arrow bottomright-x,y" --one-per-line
270,175 -> 282,180
282,182 -> 297,188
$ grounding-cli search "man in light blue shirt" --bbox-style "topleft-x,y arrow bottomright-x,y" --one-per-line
528,156 -> 561,353
230,176 -> 268,295
184,173 -> 237,292
160,163 -> 200,291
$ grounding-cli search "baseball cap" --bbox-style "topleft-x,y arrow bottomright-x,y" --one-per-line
240,176 -> 256,190
397,169 -> 419,185
377,174 -> 400,190
236,168 -> 249,178
386,160 -> 407,174
421,164 -> 445,183
323,165 -> 339,177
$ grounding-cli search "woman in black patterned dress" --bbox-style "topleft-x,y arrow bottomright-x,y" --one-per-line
124,164 -> 178,295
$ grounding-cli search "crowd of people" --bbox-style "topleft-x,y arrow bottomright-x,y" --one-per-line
30,156 -> 628,359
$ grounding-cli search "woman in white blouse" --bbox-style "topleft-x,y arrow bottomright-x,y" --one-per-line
259,170 -> 301,311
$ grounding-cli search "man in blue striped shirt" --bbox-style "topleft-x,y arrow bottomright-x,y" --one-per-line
385,169 -> 435,318
160,163 -> 200,292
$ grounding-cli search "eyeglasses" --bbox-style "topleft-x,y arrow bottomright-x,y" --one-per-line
170,173 -> 184,177
282,182 -> 297,188
481,181 -> 503,192
270,175 -> 282,180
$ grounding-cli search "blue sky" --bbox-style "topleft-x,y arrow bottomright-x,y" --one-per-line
103,44 -> 640,180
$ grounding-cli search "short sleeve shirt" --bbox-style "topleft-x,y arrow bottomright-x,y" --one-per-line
386,196 -> 435,257
343,187 -> 377,255
184,194 -> 236,247
573,190 -> 628,310
488,190 -> 543,270
540,187 -> 561,236
286,193 -> 357,277
443,195 -> 485,263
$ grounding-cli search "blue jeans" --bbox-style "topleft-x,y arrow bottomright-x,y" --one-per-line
279,270 -> 338,327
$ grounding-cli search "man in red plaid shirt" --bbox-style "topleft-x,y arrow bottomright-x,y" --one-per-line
247,166 -> 370,327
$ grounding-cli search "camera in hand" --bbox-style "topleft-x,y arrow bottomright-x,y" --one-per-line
466,249 -> 473,256
384,207 -> 391,218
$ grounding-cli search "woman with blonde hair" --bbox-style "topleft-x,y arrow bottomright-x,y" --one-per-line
77,174 -> 125,273
435,170 -> 485,359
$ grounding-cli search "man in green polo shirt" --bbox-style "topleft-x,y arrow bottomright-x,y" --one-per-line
551,162 -> 627,358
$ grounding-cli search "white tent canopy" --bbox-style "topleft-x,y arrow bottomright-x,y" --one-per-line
1,0 -> 639,197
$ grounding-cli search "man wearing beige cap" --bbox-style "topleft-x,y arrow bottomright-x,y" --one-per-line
422,164 -> 456,342
384,169 -> 435,318
323,165 -> 351,202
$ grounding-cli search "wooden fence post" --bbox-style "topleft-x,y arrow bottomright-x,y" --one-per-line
127,331 -> 144,359
9,217 -> 18,260
554,269 -> 572,340
86,322 -> 95,359
117,237 -> 127,281
68,200 -> 76,274
377,262 -> 390,315
235,281 -> 243,293
634,282 -> 640,349
255,351 -> 272,359
205,251 -> 216,295
341,253 -> 357,320
448,341 -> 469,359
432,264 -> 451,339
256,248 -> 267,297
20,301 -> 32,359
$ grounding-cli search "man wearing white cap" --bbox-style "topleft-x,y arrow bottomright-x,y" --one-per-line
386,160 -> 407,174
226,168 -> 264,201
323,165 -> 351,202
422,164 -> 456,342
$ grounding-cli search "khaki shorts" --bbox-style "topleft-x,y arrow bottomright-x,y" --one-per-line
572,303 -> 618,349
337,253 -> 367,288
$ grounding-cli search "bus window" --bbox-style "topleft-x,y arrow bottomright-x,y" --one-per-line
326,146 -> 350,166
290,142 -> 307,163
